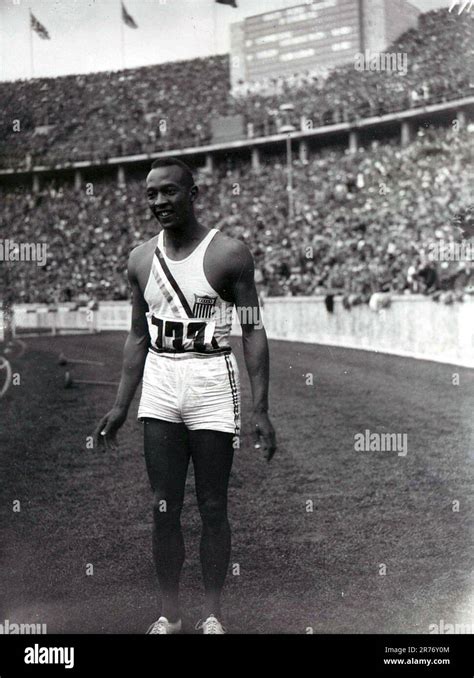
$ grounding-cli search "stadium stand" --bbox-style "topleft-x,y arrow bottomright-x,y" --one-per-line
0,55 -> 230,170
230,8 -> 474,134
2,125 -> 472,303
0,8 -> 472,169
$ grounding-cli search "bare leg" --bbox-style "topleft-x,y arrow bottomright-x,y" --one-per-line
188,429 -> 234,619
143,418 -> 191,622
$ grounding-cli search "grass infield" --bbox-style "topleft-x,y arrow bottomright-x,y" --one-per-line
0,333 -> 472,633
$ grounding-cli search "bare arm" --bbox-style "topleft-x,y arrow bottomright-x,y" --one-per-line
230,242 -> 276,460
113,259 -> 150,413
94,250 -> 150,448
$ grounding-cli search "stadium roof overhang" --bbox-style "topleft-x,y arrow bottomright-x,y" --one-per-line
1,95 -> 473,179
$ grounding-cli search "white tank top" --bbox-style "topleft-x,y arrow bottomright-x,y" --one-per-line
143,228 -> 233,355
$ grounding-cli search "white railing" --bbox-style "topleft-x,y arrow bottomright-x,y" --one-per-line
7,296 -> 474,368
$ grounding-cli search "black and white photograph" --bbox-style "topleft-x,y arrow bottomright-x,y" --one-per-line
0,0 -> 473,670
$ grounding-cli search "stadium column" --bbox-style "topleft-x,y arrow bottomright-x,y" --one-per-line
1,264 -> 14,344
400,121 -> 414,148
348,131 -> 359,154
251,148 -> 260,171
32,174 -> 40,193
74,170 -> 82,191
299,140 -> 308,164
205,154 -> 214,174
117,165 -> 126,187
456,110 -> 466,130
285,134 -> 294,225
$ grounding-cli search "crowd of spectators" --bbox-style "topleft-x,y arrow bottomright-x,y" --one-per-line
201,126 -> 473,300
0,8 -> 472,170
230,8 -> 474,135
0,55 -> 229,170
2,125 -> 472,304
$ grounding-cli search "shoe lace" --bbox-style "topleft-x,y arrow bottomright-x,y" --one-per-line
206,619 -> 221,634
147,619 -> 168,634
195,616 -> 225,633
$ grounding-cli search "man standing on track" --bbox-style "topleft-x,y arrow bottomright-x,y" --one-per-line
95,157 -> 276,634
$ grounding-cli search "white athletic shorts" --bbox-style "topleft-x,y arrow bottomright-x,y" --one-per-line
137,350 -> 241,436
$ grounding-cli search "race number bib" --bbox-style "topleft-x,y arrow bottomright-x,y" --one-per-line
147,313 -> 217,352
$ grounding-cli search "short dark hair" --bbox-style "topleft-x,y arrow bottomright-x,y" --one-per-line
150,157 -> 194,186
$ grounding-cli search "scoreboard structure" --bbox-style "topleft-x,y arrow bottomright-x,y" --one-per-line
230,0 -> 419,88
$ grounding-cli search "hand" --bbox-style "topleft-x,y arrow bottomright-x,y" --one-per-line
93,407 -> 128,451
253,411 -> 277,462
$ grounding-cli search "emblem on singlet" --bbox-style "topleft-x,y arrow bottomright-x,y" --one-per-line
192,294 -> 217,319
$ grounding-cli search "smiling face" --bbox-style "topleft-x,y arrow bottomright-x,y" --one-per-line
146,165 -> 197,230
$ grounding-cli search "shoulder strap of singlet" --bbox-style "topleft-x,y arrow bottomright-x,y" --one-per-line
157,228 -> 217,258
200,228 -> 218,251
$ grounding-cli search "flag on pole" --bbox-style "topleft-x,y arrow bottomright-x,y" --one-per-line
30,11 -> 50,39
216,0 -> 238,7
448,0 -> 473,14
121,2 -> 138,28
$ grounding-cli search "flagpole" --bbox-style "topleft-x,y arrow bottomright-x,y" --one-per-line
120,1 -> 125,69
29,8 -> 34,78
213,1 -> 217,54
